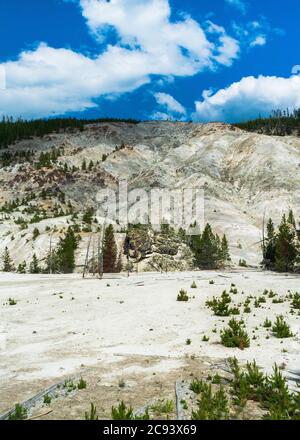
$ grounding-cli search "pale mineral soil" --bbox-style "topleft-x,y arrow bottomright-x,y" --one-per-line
0,269 -> 299,419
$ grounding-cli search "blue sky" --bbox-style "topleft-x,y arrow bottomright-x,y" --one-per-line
0,0 -> 299,122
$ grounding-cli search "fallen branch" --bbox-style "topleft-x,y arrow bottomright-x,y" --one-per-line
27,410 -> 53,420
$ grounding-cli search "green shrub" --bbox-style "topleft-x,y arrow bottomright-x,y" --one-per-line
228,358 -> 265,407
211,374 -> 222,385
190,378 -> 206,395
272,298 -> 284,304
177,289 -> 189,302
228,358 -> 300,419
8,404 -> 27,420
220,319 -> 250,349
206,290 -> 231,316
272,316 -> 293,338
32,228 -> 40,240
43,394 -> 52,405
239,259 -> 247,267
291,292 -> 300,310
111,401 -> 149,420
191,382 -> 229,420
268,290 -> 277,299
78,377 -> 87,390
151,399 -> 174,415
85,403 -> 98,420
191,281 -> 197,289
263,318 -> 272,328
64,379 -> 76,393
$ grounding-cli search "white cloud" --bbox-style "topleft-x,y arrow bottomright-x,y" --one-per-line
154,92 -> 186,116
225,0 -> 247,14
193,75 -> 300,123
232,17 -> 282,50
250,35 -> 266,47
0,0 -> 240,118
150,111 -> 173,121
0,43 -> 152,117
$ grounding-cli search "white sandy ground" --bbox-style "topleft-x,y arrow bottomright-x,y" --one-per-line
0,269 -> 299,414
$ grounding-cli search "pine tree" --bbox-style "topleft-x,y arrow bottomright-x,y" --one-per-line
287,209 -> 296,228
103,225 -> 118,273
275,214 -> 298,272
115,252 -> 123,273
265,218 -> 276,263
190,224 -> 230,269
82,209 -> 94,225
29,254 -> 40,274
17,261 -> 27,274
46,227 -> 79,274
2,247 -> 15,272
193,224 -> 220,269
221,234 -> 230,261
56,227 -> 79,273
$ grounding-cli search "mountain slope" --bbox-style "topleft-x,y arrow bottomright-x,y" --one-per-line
0,121 -> 299,268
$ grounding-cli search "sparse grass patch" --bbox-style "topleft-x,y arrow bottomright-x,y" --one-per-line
151,399 -> 174,415
85,403 -> 98,420
64,379 -> 77,393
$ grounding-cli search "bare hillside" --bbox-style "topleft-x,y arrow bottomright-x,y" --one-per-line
0,121 -> 299,268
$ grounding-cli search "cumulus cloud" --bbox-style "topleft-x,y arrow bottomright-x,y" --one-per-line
193,75 -> 300,123
0,0 -> 240,118
154,92 -> 186,116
